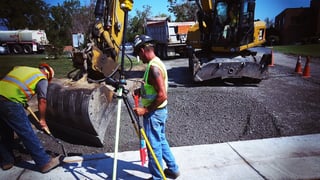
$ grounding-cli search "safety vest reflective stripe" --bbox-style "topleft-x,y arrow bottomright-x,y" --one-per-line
141,94 -> 157,100
0,67 -> 46,103
2,76 -> 33,100
25,73 -> 45,86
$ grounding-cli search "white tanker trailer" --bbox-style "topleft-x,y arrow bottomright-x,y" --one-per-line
0,29 -> 49,54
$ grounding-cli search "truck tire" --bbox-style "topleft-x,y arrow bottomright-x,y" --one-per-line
12,45 -> 23,54
159,44 -> 168,59
187,46 -> 194,73
162,45 -> 168,59
155,45 -> 162,58
23,44 -> 32,54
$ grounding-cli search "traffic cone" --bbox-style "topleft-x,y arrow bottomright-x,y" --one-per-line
294,56 -> 302,74
302,56 -> 311,78
268,48 -> 274,67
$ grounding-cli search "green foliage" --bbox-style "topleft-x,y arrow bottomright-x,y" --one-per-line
0,0 -> 50,29
46,0 -> 83,47
167,0 -> 196,21
126,5 -> 152,42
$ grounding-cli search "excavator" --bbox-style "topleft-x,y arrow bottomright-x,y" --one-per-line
45,0 -> 271,147
187,0 -> 271,83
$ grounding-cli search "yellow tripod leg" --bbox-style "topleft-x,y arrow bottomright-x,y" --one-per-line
140,128 -> 167,180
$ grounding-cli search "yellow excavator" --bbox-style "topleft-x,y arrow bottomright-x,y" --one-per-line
45,0 -> 271,147
187,0 -> 271,83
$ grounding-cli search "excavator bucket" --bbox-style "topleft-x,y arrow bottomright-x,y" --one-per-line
193,53 -> 271,82
45,79 -> 116,147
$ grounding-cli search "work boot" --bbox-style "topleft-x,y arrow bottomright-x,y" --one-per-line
40,155 -> 61,173
1,162 -> 14,170
164,168 -> 180,179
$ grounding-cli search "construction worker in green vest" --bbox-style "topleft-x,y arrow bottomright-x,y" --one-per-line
133,34 -> 180,180
0,64 -> 61,173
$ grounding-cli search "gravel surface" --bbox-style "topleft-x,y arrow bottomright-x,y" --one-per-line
16,50 -> 320,160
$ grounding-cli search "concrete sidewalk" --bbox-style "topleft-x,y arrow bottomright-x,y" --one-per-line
1,134 -> 320,179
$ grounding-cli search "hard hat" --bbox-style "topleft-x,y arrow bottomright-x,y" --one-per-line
133,34 -> 155,55
39,63 -> 54,82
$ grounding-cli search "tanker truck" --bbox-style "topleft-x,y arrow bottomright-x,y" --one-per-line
0,29 -> 49,54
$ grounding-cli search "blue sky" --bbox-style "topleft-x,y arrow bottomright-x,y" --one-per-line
46,0 -> 311,20
132,0 -> 311,20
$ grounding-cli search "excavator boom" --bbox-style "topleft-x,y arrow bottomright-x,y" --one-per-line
46,0 -> 133,147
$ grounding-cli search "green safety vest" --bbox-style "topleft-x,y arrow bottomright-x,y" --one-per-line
141,57 -> 168,108
0,66 -> 47,105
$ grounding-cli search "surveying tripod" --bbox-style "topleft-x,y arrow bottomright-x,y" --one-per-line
104,6 -> 166,180
105,77 -> 166,180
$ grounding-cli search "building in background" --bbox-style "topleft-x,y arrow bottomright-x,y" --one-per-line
275,0 -> 320,44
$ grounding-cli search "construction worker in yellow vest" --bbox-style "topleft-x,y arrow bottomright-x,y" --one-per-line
133,35 -> 180,180
0,63 -> 61,173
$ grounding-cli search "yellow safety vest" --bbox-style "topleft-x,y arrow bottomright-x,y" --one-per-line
0,66 -> 47,105
141,57 -> 168,108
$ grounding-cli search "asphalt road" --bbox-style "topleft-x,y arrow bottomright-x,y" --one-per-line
18,49 -> 320,159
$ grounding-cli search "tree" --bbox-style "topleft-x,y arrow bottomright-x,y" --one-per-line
45,0 -> 91,55
264,18 -> 274,28
126,5 -> 152,42
0,0 -> 50,30
167,0 -> 196,21
71,4 -> 95,35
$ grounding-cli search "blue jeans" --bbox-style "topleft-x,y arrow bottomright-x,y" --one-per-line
143,107 -> 179,180
0,99 -> 50,167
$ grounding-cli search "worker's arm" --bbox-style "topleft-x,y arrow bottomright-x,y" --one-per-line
36,80 -> 49,130
38,97 -> 48,129
135,65 -> 167,116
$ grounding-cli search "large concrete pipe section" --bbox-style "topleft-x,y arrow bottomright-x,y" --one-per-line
46,79 -> 116,147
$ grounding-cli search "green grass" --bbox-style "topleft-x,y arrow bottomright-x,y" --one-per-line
0,54 -> 140,79
0,55 -> 73,78
272,44 -> 320,58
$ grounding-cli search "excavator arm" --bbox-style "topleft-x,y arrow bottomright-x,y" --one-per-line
72,0 -> 133,80
45,0 -> 133,147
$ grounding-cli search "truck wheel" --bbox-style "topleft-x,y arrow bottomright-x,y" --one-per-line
187,46 -> 194,73
23,45 -> 32,54
188,56 -> 195,75
162,45 -> 168,59
155,45 -> 162,58
12,45 -> 23,54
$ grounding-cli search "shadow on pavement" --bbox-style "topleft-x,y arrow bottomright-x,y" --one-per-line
62,154 -> 149,179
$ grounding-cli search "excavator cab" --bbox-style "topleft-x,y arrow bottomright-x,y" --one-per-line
212,1 -> 254,46
191,0 -> 265,52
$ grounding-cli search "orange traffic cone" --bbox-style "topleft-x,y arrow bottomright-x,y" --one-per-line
302,56 -> 311,78
294,56 -> 302,74
269,49 -> 274,67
